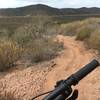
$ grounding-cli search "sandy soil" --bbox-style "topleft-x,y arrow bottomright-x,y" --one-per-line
0,35 -> 99,100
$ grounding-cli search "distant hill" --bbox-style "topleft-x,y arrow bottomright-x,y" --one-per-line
0,4 -> 60,16
60,7 -> 100,15
0,4 -> 100,16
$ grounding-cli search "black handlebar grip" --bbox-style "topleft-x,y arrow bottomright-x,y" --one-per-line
69,59 -> 100,85
43,59 -> 99,100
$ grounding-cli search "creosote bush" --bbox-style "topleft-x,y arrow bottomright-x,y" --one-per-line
0,40 -> 22,71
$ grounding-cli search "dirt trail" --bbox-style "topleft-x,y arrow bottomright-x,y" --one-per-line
0,35 -> 99,100
42,35 -> 100,100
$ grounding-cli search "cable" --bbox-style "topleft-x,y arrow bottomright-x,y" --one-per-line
31,90 -> 53,100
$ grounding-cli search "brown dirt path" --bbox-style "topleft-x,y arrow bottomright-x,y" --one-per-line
42,35 -> 100,100
0,35 -> 99,100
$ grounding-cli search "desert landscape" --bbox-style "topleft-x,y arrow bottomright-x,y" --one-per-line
0,3 -> 99,100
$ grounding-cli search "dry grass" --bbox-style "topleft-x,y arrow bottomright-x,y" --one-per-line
0,40 -> 22,71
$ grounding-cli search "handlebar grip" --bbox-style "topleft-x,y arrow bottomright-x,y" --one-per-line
43,59 -> 99,100
70,59 -> 99,85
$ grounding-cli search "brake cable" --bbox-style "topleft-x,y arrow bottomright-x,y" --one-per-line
31,90 -> 53,100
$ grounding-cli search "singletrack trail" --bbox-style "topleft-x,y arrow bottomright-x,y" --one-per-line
0,35 -> 99,100
42,35 -> 100,100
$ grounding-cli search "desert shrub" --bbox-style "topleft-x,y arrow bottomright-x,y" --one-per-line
61,18 -> 100,37
0,40 -> 22,71
13,25 -> 34,47
12,16 -> 63,63
61,21 -> 81,36
88,30 -> 100,51
79,18 -> 100,31
13,18 -> 58,46
81,18 -> 100,25
76,18 -> 100,41
74,18 -> 100,53
0,29 -> 10,38
46,24 -> 61,35
13,23 -> 52,46
76,26 -> 94,41
22,37 -> 63,63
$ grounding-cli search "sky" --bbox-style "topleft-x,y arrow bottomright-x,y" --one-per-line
0,0 -> 100,8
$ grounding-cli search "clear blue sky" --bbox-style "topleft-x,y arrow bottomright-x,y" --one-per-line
0,0 -> 100,8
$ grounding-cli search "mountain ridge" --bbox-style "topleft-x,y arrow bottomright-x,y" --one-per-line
0,4 -> 100,16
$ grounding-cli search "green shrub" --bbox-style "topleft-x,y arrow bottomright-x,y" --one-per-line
61,21 -> 80,36
0,40 -> 22,71
88,30 -> 100,51
76,18 -> 100,41
76,26 -> 94,41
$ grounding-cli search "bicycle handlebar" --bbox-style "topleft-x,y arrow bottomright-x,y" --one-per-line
43,59 -> 99,100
